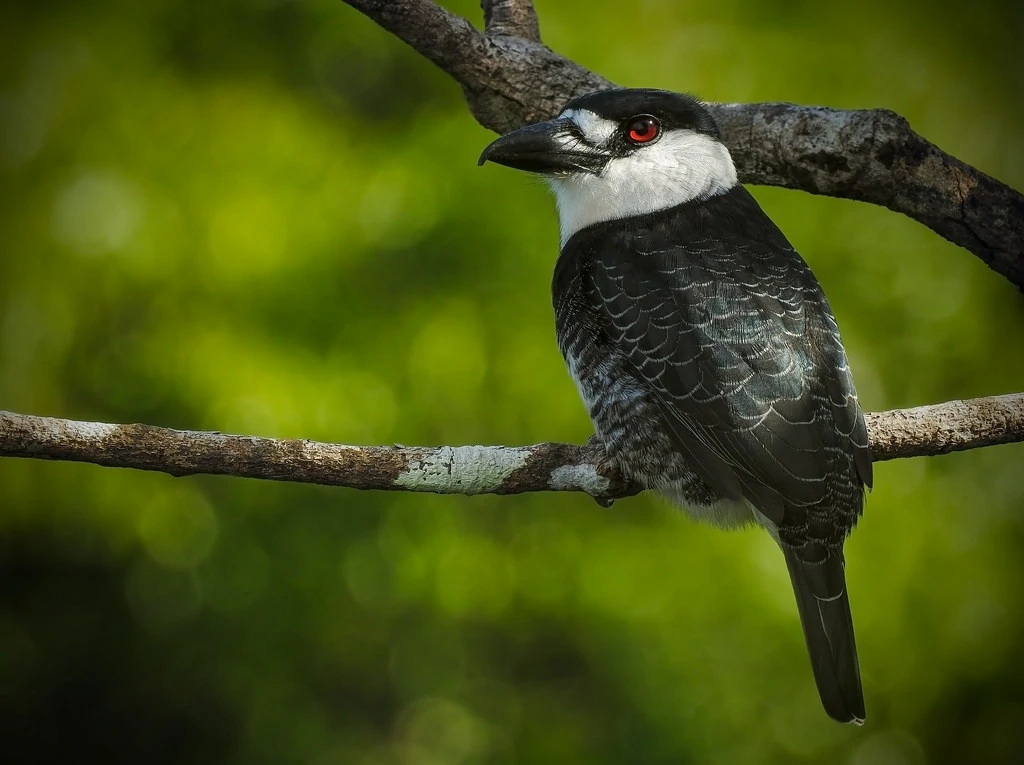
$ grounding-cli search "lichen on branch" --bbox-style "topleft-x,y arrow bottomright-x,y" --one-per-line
2,394 -> 1022,503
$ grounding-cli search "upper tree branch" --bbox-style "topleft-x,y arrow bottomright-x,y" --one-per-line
341,1 -> 1024,289
2,394 -> 1022,504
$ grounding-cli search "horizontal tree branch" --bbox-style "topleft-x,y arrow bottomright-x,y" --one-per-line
341,0 -> 1024,289
2,394 -> 1022,504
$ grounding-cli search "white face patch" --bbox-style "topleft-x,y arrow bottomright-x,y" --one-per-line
560,108 -> 618,146
548,128 -> 738,247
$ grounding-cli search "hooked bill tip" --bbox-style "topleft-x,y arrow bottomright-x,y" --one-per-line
477,140 -> 500,167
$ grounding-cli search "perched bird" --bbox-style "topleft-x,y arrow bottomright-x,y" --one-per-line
479,89 -> 872,724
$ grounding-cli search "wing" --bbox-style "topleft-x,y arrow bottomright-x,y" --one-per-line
567,191 -> 873,722
580,200 -> 871,551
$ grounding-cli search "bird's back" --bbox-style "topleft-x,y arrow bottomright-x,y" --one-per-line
553,186 -> 871,518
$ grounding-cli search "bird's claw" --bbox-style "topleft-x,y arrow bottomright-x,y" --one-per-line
583,434 -> 631,507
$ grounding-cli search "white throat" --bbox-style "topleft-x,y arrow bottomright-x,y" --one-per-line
548,114 -> 738,247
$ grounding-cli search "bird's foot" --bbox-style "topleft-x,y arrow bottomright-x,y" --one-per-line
582,435 -> 641,508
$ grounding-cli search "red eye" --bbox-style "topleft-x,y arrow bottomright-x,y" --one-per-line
627,116 -> 660,143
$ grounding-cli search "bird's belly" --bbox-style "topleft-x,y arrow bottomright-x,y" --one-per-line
565,349 -> 755,530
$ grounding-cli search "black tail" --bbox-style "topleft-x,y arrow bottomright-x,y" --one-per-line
783,547 -> 865,724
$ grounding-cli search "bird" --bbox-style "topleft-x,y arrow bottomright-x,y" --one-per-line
478,88 -> 873,724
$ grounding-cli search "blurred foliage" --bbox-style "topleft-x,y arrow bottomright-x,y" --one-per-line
2,0 -> 1024,763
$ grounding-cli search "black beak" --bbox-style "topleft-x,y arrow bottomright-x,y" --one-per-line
478,118 -> 608,175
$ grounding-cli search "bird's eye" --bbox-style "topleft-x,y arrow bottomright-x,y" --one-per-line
626,116 -> 660,144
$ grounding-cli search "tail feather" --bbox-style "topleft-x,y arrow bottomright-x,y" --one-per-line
783,547 -> 865,724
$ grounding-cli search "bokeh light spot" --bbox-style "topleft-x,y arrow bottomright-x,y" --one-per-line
394,698 -> 492,765
206,189 -> 289,277
849,730 -> 926,765
435,537 -> 514,619
137,485 -> 218,569
51,169 -> 142,255
407,301 -> 487,406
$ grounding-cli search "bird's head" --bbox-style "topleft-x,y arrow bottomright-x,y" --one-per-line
479,89 -> 738,245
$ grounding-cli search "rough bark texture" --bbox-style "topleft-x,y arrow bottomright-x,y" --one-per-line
341,0 -> 1024,289
481,0 -> 540,41
863,395 -> 1024,460
3,394 -> 1022,504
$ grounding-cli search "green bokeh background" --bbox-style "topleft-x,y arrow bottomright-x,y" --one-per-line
2,1 -> 1023,763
